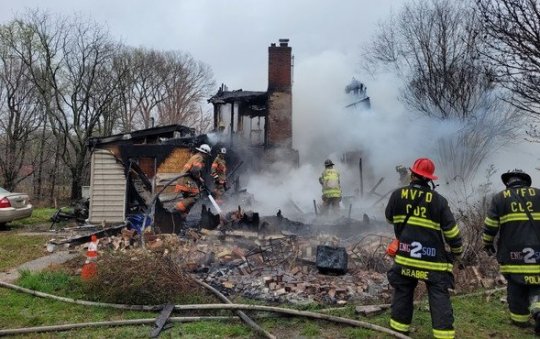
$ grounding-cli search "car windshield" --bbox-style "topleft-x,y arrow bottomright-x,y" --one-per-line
0,187 -> 10,194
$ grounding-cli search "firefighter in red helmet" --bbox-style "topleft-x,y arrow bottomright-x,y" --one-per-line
483,169 -> 540,333
385,157 -> 463,338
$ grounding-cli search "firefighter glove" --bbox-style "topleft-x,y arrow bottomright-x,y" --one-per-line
484,244 -> 496,256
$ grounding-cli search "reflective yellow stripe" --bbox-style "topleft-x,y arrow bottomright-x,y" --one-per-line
482,233 -> 494,242
395,255 -> 453,272
500,212 -> 540,224
501,264 -> 540,274
484,217 -> 499,228
443,225 -> 460,239
433,329 -> 455,339
393,215 -> 440,231
510,312 -> 530,323
531,302 -> 540,311
390,318 -> 410,332
451,245 -> 463,254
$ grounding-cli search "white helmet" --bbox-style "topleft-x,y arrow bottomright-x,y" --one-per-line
196,144 -> 211,154
220,147 -> 227,154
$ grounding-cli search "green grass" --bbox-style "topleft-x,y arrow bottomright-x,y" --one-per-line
0,233 -> 50,271
1,280 -> 538,338
6,207 -> 57,229
17,270 -> 86,299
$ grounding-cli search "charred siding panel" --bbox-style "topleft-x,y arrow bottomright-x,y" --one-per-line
89,150 -> 126,224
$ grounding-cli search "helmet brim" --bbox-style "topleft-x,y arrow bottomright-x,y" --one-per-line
410,168 -> 438,180
195,147 -> 210,154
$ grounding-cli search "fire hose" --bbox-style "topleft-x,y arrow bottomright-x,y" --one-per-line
139,173 -> 222,239
0,280 -> 411,338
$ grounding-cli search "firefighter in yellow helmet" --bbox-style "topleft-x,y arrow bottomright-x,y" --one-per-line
174,144 -> 211,218
385,158 -> 463,338
319,159 -> 342,214
483,169 -> 540,333
211,147 -> 227,204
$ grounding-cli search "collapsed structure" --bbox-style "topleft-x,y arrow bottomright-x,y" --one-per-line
208,38 -> 299,169
85,39 -> 300,232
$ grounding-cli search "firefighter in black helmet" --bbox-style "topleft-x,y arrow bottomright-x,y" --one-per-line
385,158 -> 463,338
483,169 -> 540,333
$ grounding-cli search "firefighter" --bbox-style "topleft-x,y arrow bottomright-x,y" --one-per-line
174,144 -> 211,218
483,169 -> 540,333
385,157 -> 463,338
211,147 -> 227,204
319,159 -> 342,214
396,165 -> 409,186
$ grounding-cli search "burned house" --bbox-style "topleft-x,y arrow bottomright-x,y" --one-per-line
208,39 -> 299,169
85,39 -> 299,233
86,124 -> 214,233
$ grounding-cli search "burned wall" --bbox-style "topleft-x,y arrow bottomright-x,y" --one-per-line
267,91 -> 293,148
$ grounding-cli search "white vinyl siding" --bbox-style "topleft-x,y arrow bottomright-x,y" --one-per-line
89,150 -> 126,224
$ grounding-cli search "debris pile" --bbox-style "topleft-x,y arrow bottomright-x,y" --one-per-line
82,249 -> 205,305
50,209 -> 504,306
171,230 -> 393,305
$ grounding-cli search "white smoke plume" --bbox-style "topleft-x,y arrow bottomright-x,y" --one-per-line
241,50 -> 539,220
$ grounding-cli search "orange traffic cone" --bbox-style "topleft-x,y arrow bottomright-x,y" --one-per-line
81,235 -> 98,280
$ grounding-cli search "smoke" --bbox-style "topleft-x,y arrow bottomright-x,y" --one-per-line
240,49 -> 538,219
239,51 -> 460,218
244,161 -> 321,216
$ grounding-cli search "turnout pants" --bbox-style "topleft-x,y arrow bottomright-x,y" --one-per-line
506,275 -> 540,325
388,265 -> 455,338
322,196 -> 341,214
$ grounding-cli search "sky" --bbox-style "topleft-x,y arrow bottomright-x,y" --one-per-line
0,0 -> 399,91
2,0 -> 540,213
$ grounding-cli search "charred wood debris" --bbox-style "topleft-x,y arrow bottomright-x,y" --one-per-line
48,202 -> 503,307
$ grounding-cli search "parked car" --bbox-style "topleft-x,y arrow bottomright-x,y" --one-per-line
0,187 -> 32,226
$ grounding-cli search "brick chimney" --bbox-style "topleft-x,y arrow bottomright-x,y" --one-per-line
268,39 -> 292,92
267,39 -> 293,148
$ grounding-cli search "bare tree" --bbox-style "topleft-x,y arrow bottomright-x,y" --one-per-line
476,0 -> 540,116
157,51 -> 214,127
8,11 -> 120,199
363,0 -> 521,182
0,10 -> 216,201
0,23 -> 43,191
111,48 -> 138,132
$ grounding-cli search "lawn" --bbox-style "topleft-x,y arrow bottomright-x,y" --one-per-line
0,207 -> 65,271
0,233 -> 50,271
0,271 -> 537,338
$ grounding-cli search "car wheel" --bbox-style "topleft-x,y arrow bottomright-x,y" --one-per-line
0,222 -> 7,231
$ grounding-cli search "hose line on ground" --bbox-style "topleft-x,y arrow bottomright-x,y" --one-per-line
0,280 -> 410,338
0,316 -> 235,336
191,276 -> 275,339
